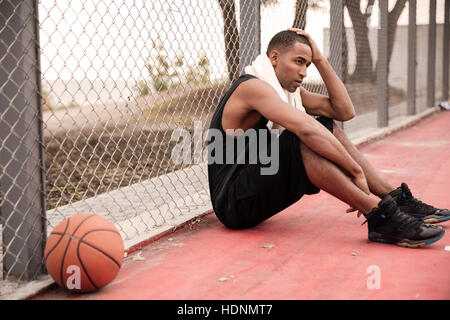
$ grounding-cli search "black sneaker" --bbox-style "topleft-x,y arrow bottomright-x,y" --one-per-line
363,195 -> 445,248
387,183 -> 450,224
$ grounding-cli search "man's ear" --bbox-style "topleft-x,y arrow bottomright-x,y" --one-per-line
269,49 -> 280,67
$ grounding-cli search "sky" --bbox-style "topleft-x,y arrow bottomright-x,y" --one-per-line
39,0 -> 224,81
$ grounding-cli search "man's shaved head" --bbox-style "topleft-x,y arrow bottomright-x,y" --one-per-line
266,30 -> 312,57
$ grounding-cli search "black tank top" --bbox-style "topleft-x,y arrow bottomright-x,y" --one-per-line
207,74 -> 269,213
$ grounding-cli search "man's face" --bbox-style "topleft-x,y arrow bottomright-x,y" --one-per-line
269,41 -> 312,93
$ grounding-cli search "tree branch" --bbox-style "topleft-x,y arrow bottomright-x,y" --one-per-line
389,0 -> 407,22
365,0 -> 375,14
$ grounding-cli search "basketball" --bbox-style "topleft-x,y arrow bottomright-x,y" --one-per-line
44,213 -> 124,293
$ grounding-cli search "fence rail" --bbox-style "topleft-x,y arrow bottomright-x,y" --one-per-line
1,0 -> 449,292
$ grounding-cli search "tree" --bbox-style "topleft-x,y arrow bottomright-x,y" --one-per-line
293,0 -> 308,29
386,0 -> 408,71
218,0 -> 240,83
140,39 -> 210,95
344,0 -> 375,82
344,0 -> 407,83
293,0 -> 326,29
186,52 -> 211,85
145,38 -> 174,92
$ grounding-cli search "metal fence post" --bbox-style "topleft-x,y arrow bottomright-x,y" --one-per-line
377,0 -> 389,127
330,0 -> 344,80
443,0 -> 449,101
330,0 -> 344,129
407,0 -> 417,115
427,0 -> 437,108
239,0 -> 261,74
0,0 -> 46,280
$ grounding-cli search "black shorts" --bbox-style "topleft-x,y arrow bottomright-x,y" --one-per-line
215,116 -> 334,229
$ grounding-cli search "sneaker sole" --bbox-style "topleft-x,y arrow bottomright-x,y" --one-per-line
423,215 -> 450,224
368,229 -> 445,248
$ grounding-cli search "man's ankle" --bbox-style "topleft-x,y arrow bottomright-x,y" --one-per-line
377,187 -> 398,199
363,197 -> 383,215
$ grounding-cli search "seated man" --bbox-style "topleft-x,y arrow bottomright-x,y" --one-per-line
207,29 -> 448,248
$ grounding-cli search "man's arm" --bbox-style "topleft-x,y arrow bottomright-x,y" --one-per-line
300,61 -> 355,121
236,78 -> 367,192
289,28 -> 355,121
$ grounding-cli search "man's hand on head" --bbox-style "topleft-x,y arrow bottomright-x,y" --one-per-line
287,28 -> 325,64
287,28 -> 356,121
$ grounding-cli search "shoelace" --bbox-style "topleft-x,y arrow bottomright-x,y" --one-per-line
408,196 -> 436,211
393,210 -> 424,229
398,189 -> 436,210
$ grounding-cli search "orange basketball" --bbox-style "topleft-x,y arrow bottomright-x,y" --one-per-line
44,213 -> 124,293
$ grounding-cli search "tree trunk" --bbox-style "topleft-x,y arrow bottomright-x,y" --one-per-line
218,0 -> 240,82
388,0 -> 407,66
345,0 -> 406,83
292,0 -> 308,29
374,0 -> 407,80
345,0 -> 376,83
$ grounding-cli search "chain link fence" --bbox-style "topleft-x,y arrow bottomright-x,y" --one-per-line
1,0 -> 449,295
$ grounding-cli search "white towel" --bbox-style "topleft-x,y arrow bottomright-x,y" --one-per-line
244,54 -> 305,131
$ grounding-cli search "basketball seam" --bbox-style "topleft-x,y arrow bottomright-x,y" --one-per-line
44,219 -> 70,262
80,230 -> 121,290
78,229 -> 122,269
76,240 -> 99,291
59,215 -> 96,290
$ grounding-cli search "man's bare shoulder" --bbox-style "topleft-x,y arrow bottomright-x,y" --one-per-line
235,77 -> 280,99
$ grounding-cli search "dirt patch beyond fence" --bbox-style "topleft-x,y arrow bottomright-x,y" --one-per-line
43,84 -> 226,210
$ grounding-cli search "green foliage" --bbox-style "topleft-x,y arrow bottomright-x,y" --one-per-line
145,38 -> 176,92
137,38 -> 211,96
186,52 -> 210,85
136,80 -> 151,96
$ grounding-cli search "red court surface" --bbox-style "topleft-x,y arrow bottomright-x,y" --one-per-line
34,111 -> 450,300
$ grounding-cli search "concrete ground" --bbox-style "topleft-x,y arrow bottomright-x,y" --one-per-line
33,111 -> 450,300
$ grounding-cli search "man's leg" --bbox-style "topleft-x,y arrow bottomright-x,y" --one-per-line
332,122 -> 395,197
331,122 -> 450,223
300,143 -> 379,214
300,132 -> 445,248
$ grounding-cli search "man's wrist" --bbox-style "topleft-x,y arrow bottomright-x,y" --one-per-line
313,56 -> 328,66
